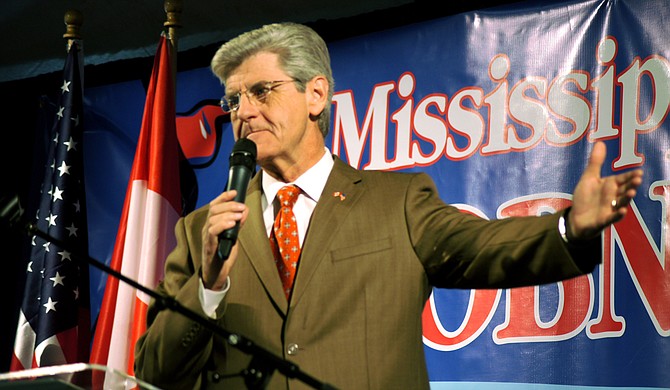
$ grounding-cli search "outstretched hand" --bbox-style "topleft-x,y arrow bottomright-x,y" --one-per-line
567,141 -> 644,241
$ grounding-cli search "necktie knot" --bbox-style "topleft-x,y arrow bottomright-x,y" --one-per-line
277,185 -> 299,209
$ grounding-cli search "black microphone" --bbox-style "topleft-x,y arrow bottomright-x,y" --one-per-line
217,138 -> 257,260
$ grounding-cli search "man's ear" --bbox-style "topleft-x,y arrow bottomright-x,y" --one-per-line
307,75 -> 329,117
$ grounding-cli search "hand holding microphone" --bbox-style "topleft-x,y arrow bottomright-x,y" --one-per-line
217,138 -> 257,261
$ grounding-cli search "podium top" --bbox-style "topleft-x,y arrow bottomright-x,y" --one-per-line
0,363 -> 162,390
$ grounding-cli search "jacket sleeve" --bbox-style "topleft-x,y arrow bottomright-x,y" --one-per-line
406,173 -> 601,289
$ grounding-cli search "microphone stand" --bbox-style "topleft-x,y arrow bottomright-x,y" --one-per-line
1,194 -> 337,390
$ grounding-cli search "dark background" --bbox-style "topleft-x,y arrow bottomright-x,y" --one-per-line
0,0 -> 525,373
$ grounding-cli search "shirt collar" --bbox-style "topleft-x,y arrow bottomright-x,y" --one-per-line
262,147 -> 334,204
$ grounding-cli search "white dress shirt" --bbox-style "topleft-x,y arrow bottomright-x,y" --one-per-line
261,148 -> 334,246
199,148 -> 335,317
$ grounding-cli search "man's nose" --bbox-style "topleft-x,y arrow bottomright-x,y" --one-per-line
235,93 -> 258,119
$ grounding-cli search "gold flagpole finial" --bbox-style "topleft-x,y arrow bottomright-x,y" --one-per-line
164,0 -> 183,45
63,9 -> 83,41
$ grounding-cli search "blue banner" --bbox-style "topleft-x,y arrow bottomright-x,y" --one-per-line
83,0 -> 670,388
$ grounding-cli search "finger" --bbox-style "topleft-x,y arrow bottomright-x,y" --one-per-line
619,186 -> 638,205
212,189 -> 238,203
612,185 -> 639,211
210,198 -> 246,214
613,169 -> 643,200
208,209 -> 244,236
208,191 -> 246,216
615,169 -> 643,185
584,141 -> 606,179
620,180 -> 640,196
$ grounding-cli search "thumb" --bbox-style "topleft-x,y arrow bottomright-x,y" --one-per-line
584,141 -> 606,179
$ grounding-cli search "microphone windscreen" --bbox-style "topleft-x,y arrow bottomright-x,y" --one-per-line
232,138 -> 257,156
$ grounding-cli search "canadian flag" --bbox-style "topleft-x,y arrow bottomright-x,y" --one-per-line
89,33 -> 182,377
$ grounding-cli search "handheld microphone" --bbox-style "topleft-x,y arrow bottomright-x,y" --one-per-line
217,138 -> 257,260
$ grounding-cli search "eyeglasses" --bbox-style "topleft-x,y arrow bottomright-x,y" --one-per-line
220,79 -> 297,112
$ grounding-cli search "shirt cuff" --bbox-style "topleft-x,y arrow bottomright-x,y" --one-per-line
558,214 -> 570,244
558,209 -> 594,248
198,276 -> 229,319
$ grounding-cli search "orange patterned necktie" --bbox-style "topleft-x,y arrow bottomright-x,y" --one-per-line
270,185 -> 301,299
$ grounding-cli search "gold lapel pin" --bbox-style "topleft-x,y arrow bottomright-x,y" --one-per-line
333,191 -> 346,201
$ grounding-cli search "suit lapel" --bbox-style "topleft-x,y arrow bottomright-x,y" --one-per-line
290,158 -> 362,307
238,172 -> 288,311
238,158 -> 363,311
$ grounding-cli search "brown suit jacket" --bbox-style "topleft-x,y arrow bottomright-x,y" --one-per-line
134,157 -> 600,389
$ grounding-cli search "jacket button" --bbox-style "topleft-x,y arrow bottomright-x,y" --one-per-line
287,343 -> 299,356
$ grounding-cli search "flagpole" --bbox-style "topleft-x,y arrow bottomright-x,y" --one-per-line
63,9 -> 84,99
63,9 -> 83,50
64,8 -> 92,366
163,0 -> 182,85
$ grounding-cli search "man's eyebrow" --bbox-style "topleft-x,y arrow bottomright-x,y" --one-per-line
226,80 -> 267,94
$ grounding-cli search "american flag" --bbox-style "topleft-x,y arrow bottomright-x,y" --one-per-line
11,40 -> 91,370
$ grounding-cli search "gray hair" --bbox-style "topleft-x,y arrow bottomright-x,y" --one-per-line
211,22 -> 334,137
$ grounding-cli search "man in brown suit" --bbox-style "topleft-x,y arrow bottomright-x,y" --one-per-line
134,23 -> 643,389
